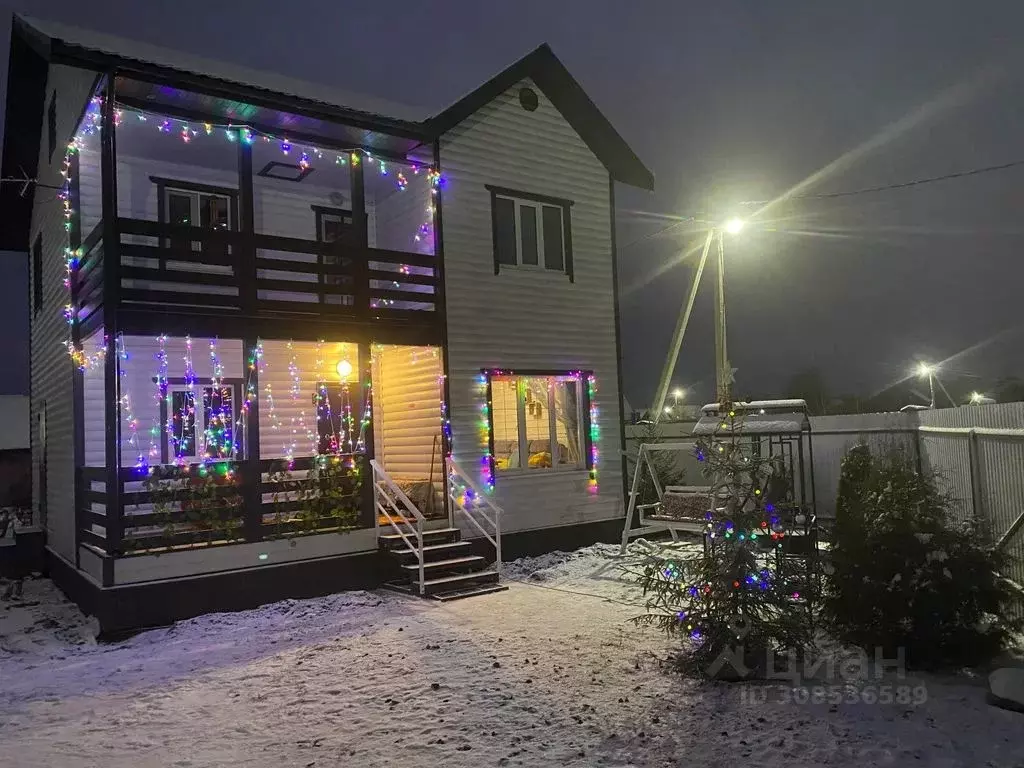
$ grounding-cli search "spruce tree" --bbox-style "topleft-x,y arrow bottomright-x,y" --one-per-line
634,407 -> 812,679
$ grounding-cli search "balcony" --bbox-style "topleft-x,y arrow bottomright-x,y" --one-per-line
71,88 -> 442,340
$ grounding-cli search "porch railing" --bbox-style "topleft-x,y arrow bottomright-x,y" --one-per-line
77,454 -> 367,557
446,458 -> 503,576
115,218 -> 438,317
371,459 -> 426,594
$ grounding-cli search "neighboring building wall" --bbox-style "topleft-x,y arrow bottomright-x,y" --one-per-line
30,64 -> 101,560
0,396 -> 30,451
440,78 -> 623,534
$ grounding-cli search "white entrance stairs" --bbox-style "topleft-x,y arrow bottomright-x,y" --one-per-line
372,459 -> 507,601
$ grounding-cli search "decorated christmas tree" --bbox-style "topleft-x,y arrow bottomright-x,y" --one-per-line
634,405 -> 813,679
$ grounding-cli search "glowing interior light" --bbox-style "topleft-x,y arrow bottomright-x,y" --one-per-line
336,359 -> 353,381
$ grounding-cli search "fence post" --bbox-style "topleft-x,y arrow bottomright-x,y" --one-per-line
967,428 -> 986,531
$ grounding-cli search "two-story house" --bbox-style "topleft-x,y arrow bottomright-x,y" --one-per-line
1,14 -> 653,633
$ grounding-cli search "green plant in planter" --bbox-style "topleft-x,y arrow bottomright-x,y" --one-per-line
179,462 -> 244,545
266,455 -> 362,540
825,445 -> 1020,667
138,462 -> 243,550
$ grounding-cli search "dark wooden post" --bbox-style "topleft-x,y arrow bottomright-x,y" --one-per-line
431,139 -> 453,521
242,338 -> 262,541
358,339 -> 375,529
69,151 -> 85,568
237,130 -> 256,313
350,153 -> 369,316
99,78 -> 121,580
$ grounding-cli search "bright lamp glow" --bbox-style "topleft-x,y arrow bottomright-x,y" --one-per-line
724,218 -> 744,235
336,359 -> 353,381
970,392 -> 987,404
664,406 -> 673,414
672,388 -> 685,399
916,362 -> 935,377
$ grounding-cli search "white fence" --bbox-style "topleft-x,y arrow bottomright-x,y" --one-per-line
625,403 -> 1024,608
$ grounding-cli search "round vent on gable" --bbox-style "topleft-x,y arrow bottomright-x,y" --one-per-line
519,87 -> 539,112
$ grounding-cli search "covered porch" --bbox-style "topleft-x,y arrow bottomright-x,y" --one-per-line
76,335 -> 450,584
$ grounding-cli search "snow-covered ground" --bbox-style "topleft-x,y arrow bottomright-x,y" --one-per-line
2,542 -> 1022,767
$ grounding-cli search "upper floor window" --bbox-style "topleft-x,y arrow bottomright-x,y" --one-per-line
486,185 -> 574,281
487,372 -> 590,473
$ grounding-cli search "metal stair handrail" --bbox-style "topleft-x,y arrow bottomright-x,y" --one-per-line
446,458 -> 503,575
371,460 -> 427,594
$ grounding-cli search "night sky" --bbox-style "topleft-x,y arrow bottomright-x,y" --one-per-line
2,1 -> 1023,405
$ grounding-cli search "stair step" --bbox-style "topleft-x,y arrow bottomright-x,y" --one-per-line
421,570 -> 499,595
400,555 -> 486,572
378,527 -> 460,547
431,583 -> 510,602
390,540 -> 474,558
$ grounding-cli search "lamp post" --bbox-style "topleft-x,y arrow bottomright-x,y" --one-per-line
650,218 -> 744,423
916,362 -> 937,409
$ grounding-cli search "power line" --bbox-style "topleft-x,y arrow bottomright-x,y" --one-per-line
738,158 -> 1024,205
618,157 -> 1024,252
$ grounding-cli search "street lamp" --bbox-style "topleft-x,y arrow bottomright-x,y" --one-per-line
916,362 -> 936,409
671,387 -> 685,407
724,218 -> 745,235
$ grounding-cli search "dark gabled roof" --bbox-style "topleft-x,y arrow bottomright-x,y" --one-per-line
425,44 -> 654,191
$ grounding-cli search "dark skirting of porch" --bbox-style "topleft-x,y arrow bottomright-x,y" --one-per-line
47,517 -> 625,637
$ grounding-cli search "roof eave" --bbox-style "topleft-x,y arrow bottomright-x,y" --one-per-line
37,31 -> 430,143
424,44 -> 654,191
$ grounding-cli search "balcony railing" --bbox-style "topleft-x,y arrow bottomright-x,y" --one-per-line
115,218 -> 439,318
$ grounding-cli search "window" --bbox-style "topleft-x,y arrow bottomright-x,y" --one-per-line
164,187 -> 232,231
314,381 -> 357,454
47,91 -> 57,162
314,206 -> 353,243
487,373 -> 588,473
164,385 -> 238,461
487,185 -> 573,279
32,234 -> 43,314
153,177 -> 237,263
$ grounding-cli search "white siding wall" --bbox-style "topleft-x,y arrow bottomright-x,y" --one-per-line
371,346 -> 443,482
30,64 -> 101,561
81,329 -> 107,466
439,79 -> 623,534
258,339 -> 360,460
77,150 -> 377,245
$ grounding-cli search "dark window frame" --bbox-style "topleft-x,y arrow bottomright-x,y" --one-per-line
485,185 -> 574,282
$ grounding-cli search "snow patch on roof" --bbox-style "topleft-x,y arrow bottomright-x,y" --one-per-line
20,15 -> 432,123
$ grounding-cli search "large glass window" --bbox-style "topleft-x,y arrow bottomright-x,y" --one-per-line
489,373 -> 587,472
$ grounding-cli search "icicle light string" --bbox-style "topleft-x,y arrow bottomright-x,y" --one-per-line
149,334 -> 170,467
112,102 -> 444,195
115,334 -> 144,470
